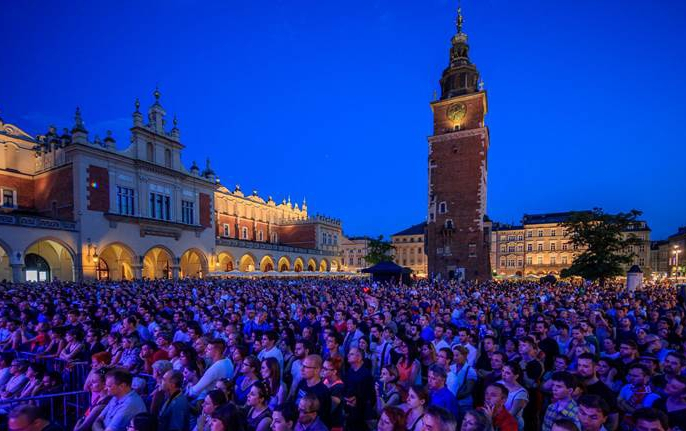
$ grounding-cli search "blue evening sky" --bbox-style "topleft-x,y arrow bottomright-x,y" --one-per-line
1,0 -> 685,240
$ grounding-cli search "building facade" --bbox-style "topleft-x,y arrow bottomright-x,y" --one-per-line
391,222 -> 428,277
426,7 -> 490,281
338,236 -> 372,273
489,211 -> 651,278
651,227 -> 686,280
0,90 -> 342,282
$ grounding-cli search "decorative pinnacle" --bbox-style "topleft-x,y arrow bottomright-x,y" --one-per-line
135,98 -> 140,112
173,114 -> 178,127
153,86 -> 161,101
456,6 -> 464,34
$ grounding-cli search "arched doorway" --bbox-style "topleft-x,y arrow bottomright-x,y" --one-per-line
25,239 -> 75,281
277,256 -> 291,272
330,259 -> 339,272
319,259 -> 329,272
97,243 -> 135,280
293,257 -> 304,272
239,254 -> 256,272
180,249 -> 207,278
307,258 -> 317,272
0,243 -> 11,282
260,256 -> 275,272
143,246 -> 174,279
217,252 -> 235,271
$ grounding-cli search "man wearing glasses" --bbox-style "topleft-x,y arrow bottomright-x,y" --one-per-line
8,404 -> 63,431
293,354 -> 331,427
93,370 -> 146,431
295,393 -> 328,431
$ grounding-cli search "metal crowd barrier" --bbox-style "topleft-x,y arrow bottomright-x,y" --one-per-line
0,390 -> 89,430
14,351 -> 90,391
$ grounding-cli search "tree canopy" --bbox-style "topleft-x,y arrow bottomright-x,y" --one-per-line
560,208 -> 644,284
364,235 -> 395,265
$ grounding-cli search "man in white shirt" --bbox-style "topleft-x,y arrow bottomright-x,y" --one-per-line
188,339 -> 234,399
258,330 -> 284,372
457,327 -> 478,366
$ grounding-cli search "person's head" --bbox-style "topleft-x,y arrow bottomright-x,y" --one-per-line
380,364 -> 399,384
127,412 -> 158,431
619,341 -> 638,359
241,355 -> 260,378
297,393 -> 320,426
261,357 -> 281,385
502,361 -> 522,385
576,353 -> 597,379
550,371 -> 577,401
551,419 -> 580,431
422,405 -> 457,431
261,331 -> 278,350
210,403 -> 245,431
206,338 -> 226,361
8,404 -> 48,431
436,347 -> 453,368
490,351 -> 505,371
272,402 -> 298,431
633,407 -> 670,431
322,356 -> 343,381
427,364 -> 447,390
91,351 -> 112,370
664,375 -> 686,399
347,347 -> 363,368
484,383 -> 509,409
161,369 -> 183,394
325,332 -> 340,351
246,381 -> 269,408
377,406 -> 406,431
301,354 -> 322,381
627,363 -> 651,388
407,385 -> 430,411
459,409 -> 489,431
664,352 -> 685,376
105,369 -> 133,399
294,340 -> 311,359
202,390 -> 228,416
89,368 -> 107,393
518,336 -> 536,356
578,394 -> 609,431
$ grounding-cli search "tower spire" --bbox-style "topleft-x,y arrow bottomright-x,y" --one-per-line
456,3 -> 464,35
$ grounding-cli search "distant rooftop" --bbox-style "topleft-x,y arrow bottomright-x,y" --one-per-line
392,222 -> 426,236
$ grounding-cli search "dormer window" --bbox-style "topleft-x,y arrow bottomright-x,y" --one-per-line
164,149 -> 172,168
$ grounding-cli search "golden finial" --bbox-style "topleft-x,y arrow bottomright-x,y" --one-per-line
457,5 -> 464,34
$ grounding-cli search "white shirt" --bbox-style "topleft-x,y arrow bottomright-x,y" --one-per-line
189,358 -> 234,398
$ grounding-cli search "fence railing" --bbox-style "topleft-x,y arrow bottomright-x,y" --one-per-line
14,351 -> 90,391
0,391 -> 89,430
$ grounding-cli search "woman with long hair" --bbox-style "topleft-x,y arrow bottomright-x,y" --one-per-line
74,368 -> 113,431
404,385 -> 429,431
376,364 -> 401,415
235,355 -> 260,406
260,357 -> 286,409
106,332 -> 123,366
396,337 -> 420,390
357,336 -> 374,370
194,389 -> 228,431
418,341 -> 437,387
168,341 -> 186,370
210,403 -> 245,431
460,409 -> 491,431
497,361 -> 528,431
322,356 -> 345,431
378,405 -> 407,431
59,328 -> 85,362
245,381 -> 272,431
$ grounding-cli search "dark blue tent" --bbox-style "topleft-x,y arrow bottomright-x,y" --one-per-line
361,261 -> 412,284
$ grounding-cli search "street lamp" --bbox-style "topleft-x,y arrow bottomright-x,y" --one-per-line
674,245 -> 682,283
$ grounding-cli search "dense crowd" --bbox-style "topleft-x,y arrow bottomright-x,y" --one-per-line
0,276 -> 684,431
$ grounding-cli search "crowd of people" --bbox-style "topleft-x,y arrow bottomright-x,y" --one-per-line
0,276 -> 684,431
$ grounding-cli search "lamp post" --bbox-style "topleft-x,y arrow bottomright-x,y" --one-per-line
674,245 -> 682,283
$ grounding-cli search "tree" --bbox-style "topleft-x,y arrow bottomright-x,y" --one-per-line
364,235 -> 395,265
560,208 -> 644,285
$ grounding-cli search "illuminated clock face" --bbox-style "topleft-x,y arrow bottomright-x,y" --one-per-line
446,102 -> 467,124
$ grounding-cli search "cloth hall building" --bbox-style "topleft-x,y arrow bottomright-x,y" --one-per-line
0,90 -> 343,282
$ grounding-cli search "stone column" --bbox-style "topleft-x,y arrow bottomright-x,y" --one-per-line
172,265 -> 180,280
132,265 -> 143,280
11,264 -> 24,283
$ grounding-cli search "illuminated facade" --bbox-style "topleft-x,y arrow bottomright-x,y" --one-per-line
391,222 -> 428,277
338,236 -> 372,272
490,211 -> 651,277
0,90 -> 342,282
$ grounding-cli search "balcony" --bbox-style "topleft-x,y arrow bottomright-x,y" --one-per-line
216,237 -> 336,256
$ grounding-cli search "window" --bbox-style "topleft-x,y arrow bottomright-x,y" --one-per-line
518,235 -> 524,241
149,192 -> 171,220
146,142 -> 155,162
439,202 -> 447,214
223,224 -> 230,237
501,246 -> 506,253
117,186 -> 135,215
526,256 -> 533,265
182,200 -> 194,224
562,256 -> 568,264
538,230 -> 543,237
357,257 -> 362,265
527,244 -> 533,252
417,247 -> 422,254
258,230 -> 264,241
500,258 -> 505,267
242,227 -> 248,239
562,243 -> 568,251
164,149 -> 172,168
445,219 -> 454,229
550,243 -> 556,251
333,234 -> 338,245
537,256 -> 543,264
508,246 -> 515,252
517,245 -> 524,252
2,189 -> 15,208
550,256 -> 557,264
537,243 -> 543,251
526,231 -> 532,238
551,229 -> 556,237
518,259 -> 523,267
